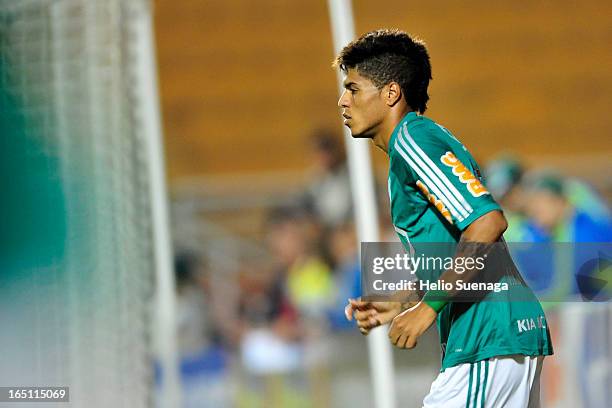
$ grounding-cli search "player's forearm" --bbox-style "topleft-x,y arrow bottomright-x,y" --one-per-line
435,238 -> 494,291
447,210 -> 507,281
423,210 -> 507,311
388,288 -> 422,311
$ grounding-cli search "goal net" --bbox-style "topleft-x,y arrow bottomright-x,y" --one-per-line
0,0 -> 176,406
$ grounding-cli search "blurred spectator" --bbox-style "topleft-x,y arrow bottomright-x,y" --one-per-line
302,130 -> 352,229
237,267 -> 300,336
486,155 -> 611,242
236,208 -> 310,372
266,206 -> 334,319
238,266 -> 304,374
564,178 -> 611,223
518,172 -> 612,299
326,222 -> 361,330
523,172 -> 612,243
175,253 -> 212,353
520,174 -> 611,408
267,206 -> 335,405
236,206 -> 336,406
173,252 -> 230,408
234,230 -> 305,404
484,155 -> 533,242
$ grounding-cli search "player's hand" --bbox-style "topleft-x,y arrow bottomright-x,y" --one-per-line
345,298 -> 402,335
388,301 -> 437,349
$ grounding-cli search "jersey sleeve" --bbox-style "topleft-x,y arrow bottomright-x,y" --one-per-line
392,124 -> 501,231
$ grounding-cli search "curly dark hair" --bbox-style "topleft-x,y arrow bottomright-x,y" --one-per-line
333,29 -> 432,113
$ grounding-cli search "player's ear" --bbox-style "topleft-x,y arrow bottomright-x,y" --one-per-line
384,82 -> 402,107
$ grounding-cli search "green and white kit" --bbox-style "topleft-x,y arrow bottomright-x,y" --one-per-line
387,112 -> 553,371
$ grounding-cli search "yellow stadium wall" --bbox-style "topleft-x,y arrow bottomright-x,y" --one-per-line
154,0 -> 612,182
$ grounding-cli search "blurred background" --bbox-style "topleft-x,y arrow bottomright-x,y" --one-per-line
0,0 -> 610,407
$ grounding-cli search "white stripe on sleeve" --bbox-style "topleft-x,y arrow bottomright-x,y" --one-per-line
396,129 -> 471,220
403,123 -> 473,215
394,138 -> 466,222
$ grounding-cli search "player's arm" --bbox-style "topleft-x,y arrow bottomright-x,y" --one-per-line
387,211 -> 507,348
407,212 -> 508,318
419,210 -> 507,310
461,209 -> 508,242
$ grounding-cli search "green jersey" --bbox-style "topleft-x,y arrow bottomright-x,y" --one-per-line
387,112 -> 553,370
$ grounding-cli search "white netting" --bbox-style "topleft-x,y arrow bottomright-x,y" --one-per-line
0,1 -> 158,406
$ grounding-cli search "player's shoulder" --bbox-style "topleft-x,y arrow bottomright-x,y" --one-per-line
390,114 -> 452,179
398,113 -> 453,152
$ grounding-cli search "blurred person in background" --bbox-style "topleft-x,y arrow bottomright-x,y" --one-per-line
237,206 -> 334,406
266,206 -> 334,319
325,221 -> 361,330
522,172 -> 611,408
237,264 -> 303,365
485,155 -> 611,243
485,158 -> 611,296
484,155 -> 533,242
173,252 -> 230,408
520,172 -> 612,299
302,130 -> 353,230
483,157 -> 553,293
564,178 -> 611,223
236,246 -> 305,406
523,172 -> 612,244
266,207 -> 334,404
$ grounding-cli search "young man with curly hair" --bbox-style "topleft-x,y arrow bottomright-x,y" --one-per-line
338,29 -> 553,408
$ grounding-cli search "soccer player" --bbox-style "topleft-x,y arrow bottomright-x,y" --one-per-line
337,29 -> 553,407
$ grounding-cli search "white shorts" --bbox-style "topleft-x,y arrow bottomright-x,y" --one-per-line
423,355 -> 544,408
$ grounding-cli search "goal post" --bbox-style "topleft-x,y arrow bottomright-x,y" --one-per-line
326,1 -> 397,407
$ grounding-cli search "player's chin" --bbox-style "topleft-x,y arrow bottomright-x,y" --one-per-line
349,127 -> 369,139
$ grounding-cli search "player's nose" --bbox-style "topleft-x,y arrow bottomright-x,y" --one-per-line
338,90 -> 349,108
